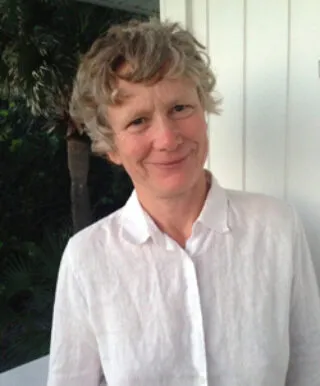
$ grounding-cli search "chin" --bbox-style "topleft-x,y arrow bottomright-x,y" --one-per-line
153,174 -> 196,198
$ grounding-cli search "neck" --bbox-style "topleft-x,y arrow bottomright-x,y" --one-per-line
136,171 -> 209,248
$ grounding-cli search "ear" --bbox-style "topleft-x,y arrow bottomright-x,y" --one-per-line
107,150 -> 122,165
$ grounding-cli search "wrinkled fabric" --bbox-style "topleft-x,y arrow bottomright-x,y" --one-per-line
47,177 -> 320,386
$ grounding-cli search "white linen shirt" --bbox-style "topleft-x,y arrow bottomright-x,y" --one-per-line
47,177 -> 320,386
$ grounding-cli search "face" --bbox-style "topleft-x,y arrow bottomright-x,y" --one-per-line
107,77 -> 208,200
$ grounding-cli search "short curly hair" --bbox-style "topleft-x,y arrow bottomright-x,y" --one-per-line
70,18 -> 220,156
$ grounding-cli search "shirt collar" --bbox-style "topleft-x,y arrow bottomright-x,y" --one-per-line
195,172 -> 231,233
120,189 -> 151,245
120,171 -> 231,245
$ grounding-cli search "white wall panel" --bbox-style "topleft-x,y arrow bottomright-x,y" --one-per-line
245,0 -> 289,197
207,1 -> 245,190
287,0 -> 320,277
160,0 -> 188,27
187,0 -> 208,47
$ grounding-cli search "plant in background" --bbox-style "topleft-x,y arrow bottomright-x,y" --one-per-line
0,226 -> 71,372
0,97 -> 134,372
0,0 -> 144,233
0,100 -> 71,371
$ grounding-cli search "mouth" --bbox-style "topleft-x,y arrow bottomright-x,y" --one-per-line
151,153 -> 190,168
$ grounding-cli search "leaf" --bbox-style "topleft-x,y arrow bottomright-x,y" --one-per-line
0,109 -> 8,117
9,138 -> 22,152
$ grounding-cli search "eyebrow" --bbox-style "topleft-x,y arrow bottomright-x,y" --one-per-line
124,108 -> 152,122
116,88 -> 136,102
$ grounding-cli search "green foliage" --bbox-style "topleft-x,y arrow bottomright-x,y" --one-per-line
0,101 -> 70,371
0,0 -> 145,133
0,100 -> 133,372
0,227 -> 71,371
0,101 -> 71,242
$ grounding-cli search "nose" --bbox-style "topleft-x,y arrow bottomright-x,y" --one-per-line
152,115 -> 182,151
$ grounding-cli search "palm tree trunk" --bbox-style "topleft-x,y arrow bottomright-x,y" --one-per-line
67,135 -> 91,233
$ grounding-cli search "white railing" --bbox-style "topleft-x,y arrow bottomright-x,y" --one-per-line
0,356 -> 49,386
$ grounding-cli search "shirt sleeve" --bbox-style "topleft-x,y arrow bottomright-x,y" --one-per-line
286,209 -> 320,386
47,241 -> 104,386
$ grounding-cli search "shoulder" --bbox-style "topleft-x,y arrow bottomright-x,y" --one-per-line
62,206 -> 125,272
225,188 -> 297,234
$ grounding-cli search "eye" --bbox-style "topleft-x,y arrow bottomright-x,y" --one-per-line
173,104 -> 186,112
126,116 -> 149,133
171,104 -> 194,118
130,117 -> 145,126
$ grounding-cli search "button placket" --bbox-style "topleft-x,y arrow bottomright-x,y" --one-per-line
180,250 -> 209,385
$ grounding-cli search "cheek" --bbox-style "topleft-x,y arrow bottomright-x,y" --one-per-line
183,113 -> 207,139
196,112 -> 208,131
118,135 -> 151,162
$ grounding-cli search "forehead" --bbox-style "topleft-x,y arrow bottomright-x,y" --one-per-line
113,77 -> 198,106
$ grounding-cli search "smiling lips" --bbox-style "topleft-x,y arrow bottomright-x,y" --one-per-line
150,153 -> 190,167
